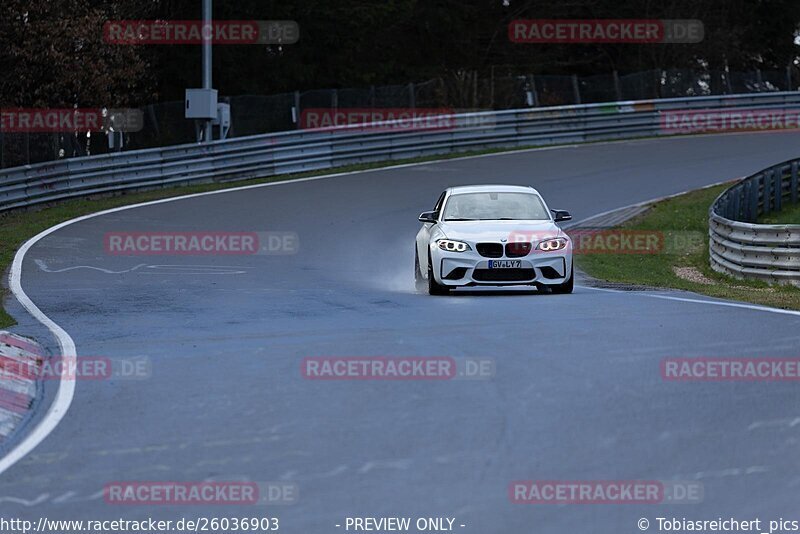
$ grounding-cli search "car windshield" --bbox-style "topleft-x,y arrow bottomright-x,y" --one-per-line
442,192 -> 549,221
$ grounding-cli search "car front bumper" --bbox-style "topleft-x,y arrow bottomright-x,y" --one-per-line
432,246 -> 572,287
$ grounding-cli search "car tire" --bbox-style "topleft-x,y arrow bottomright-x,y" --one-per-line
550,266 -> 574,294
414,248 -> 427,292
427,251 -> 450,295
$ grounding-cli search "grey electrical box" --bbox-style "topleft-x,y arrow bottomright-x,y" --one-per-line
185,89 -> 218,120
212,103 -> 230,127
213,103 -> 231,140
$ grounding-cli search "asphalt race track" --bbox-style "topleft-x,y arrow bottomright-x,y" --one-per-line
3,132 -> 800,533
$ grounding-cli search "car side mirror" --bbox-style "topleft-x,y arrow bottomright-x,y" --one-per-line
551,209 -> 572,222
418,211 -> 437,223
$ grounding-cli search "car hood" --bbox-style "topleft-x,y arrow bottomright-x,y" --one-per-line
438,220 -> 565,243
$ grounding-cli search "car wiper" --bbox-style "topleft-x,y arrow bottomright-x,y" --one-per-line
444,218 -> 478,221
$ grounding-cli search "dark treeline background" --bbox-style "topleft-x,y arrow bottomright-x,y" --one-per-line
0,0 -> 798,107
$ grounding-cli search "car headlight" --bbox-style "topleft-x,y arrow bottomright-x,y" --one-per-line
437,239 -> 471,252
536,237 -> 568,251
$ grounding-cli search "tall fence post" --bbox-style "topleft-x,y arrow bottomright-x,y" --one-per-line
408,83 -> 415,109
654,70 -> 662,99
490,65 -> 495,109
791,161 -> 798,204
744,181 -> 752,221
293,91 -> 300,128
472,70 -> 478,108
763,170 -> 772,215
750,176 -> 760,222
774,166 -> 782,212
613,70 -> 622,101
572,74 -> 581,104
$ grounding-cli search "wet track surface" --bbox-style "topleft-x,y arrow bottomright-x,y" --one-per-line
3,133 -> 800,532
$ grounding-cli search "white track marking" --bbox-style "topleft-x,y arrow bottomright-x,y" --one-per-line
35,259 -> 148,274
582,286 -> 800,318
34,260 -> 246,275
2,224 -> 78,477
2,132 -> 796,478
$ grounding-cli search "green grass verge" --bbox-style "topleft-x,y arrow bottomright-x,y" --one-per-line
0,144 -> 563,329
576,185 -> 800,310
759,201 -> 800,224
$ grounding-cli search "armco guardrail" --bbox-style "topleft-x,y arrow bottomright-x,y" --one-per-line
2,91 -> 800,213
709,158 -> 800,286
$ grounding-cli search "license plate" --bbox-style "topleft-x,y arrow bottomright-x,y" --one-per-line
488,260 -> 521,269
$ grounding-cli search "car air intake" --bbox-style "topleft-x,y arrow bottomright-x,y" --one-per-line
505,242 -> 531,257
476,243 -> 503,258
472,268 -> 536,282
443,267 -> 468,280
539,267 -> 561,279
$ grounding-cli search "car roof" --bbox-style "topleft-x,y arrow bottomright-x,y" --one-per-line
446,184 -> 540,195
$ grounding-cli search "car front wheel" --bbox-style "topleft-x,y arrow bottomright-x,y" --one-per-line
427,251 -> 450,295
550,266 -> 574,294
414,248 -> 427,292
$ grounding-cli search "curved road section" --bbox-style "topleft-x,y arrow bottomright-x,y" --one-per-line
3,133 -> 800,533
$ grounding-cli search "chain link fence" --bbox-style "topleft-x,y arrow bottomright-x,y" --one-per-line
2,67 -> 798,169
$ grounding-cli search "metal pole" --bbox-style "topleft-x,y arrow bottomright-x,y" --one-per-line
530,74 -> 538,107
294,91 -> 301,129
571,74 -> 581,104
202,0 -> 213,142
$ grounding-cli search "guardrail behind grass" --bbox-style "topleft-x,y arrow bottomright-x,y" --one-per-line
2,91 -> 800,214
709,158 -> 800,286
